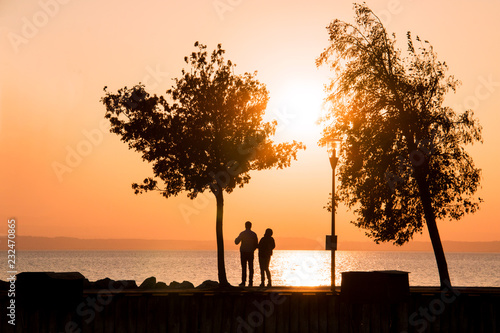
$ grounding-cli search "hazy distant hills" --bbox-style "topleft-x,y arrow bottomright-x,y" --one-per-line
3,236 -> 500,252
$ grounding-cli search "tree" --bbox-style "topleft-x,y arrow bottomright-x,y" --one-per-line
317,4 -> 482,288
102,42 -> 304,287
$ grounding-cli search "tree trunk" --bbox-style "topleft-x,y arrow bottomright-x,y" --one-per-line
414,171 -> 451,289
215,190 -> 229,287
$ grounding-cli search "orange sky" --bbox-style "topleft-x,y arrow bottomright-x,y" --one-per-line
1,0 -> 499,247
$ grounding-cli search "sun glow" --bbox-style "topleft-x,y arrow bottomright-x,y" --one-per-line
267,79 -> 326,144
271,251 -> 331,287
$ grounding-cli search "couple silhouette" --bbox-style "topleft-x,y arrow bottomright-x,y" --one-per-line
235,221 -> 275,287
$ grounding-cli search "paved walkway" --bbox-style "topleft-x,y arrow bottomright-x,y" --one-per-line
82,285 -> 500,296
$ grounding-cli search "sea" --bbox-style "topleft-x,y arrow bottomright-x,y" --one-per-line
5,250 -> 500,287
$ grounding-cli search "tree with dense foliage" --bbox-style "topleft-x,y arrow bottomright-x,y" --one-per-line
102,42 -> 304,287
317,4 -> 482,287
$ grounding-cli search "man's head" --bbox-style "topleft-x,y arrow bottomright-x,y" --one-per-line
245,221 -> 252,230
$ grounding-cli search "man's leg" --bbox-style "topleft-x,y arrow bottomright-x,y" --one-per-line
240,252 -> 246,286
248,252 -> 254,286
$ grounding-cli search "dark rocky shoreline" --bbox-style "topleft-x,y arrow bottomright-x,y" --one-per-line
0,272 -> 220,293
83,276 -> 219,290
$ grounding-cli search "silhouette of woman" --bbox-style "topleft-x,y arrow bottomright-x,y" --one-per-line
258,228 -> 275,287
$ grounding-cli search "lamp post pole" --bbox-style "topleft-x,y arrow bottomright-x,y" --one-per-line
329,146 -> 339,292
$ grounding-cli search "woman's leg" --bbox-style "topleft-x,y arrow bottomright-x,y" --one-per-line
263,256 -> 271,286
259,256 -> 265,286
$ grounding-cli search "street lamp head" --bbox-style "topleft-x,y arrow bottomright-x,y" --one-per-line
327,138 -> 341,156
327,138 -> 341,169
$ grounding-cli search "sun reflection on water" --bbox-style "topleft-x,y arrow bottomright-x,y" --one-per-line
270,250 -> 381,287
271,250 -> 331,286
269,250 -> 442,287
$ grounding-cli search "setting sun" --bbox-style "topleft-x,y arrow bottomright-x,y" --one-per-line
267,78 -> 326,143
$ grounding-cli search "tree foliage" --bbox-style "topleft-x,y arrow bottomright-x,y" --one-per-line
102,43 -> 303,200
317,4 -> 482,246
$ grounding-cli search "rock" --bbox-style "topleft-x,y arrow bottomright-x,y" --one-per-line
139,276 -> 157,289
168,281 -> 181,289
83,278 -> 92,289
181,281 -> 195,289
92,277 -> 115,290
156,282 -> 168,289
169,280 -> 194,289
116,280 -> 138,289
85,278 -> 137,290
196,280 -> 219,289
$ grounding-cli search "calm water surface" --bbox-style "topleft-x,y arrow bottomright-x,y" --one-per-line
6,250 -> 500,287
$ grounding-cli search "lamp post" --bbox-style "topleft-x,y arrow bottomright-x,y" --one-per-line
327,138 -> 341,291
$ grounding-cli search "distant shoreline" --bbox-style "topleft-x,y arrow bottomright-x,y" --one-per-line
1,235 -> 499,252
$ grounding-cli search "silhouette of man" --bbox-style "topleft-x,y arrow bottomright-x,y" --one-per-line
235,221 -> 258,287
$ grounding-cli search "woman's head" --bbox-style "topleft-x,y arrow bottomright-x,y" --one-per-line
265,228 -> 273,237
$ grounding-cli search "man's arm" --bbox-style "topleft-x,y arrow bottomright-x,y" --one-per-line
253,233 -> 259,250
235,232 -> 242,245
